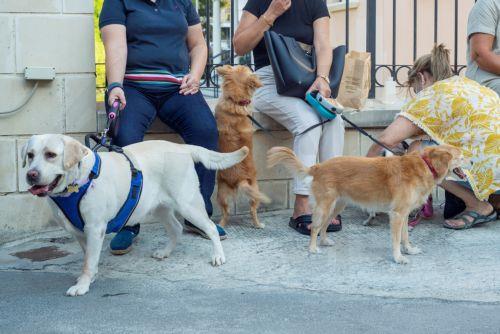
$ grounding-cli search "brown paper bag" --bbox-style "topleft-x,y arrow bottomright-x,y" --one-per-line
337,51 -> 371,109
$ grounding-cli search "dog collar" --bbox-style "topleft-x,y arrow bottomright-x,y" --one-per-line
421,156 -> 438,178
237,99 -> 251,106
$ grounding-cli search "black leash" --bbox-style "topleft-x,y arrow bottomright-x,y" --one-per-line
338,114 -> 398,155
247,115 -> 331,138
247,114 -> 400,155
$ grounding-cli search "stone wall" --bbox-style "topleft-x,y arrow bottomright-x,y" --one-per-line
0,0 -> 95,235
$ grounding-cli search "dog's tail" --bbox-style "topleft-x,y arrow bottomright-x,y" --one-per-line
267,147 -> 311,178
188,145 -> 249,170
239,181 -> 271,204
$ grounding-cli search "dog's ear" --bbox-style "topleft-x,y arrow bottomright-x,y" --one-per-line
427,147 -> 454,174
63,137 -> 87,170
216,65 -> 233,77
248,74 -> 263,89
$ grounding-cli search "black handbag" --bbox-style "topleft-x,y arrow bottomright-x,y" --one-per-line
264,30 -> 346,98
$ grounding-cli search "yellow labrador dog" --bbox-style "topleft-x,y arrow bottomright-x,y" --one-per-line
22,134 -> 248,296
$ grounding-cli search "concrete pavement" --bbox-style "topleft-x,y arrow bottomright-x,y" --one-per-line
1,208 -> 499,333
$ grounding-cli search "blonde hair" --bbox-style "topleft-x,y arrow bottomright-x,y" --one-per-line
406,44 -> 453,89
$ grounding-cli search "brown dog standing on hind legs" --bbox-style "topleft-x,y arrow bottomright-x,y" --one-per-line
267,145 -> 464,264
215,65 -> 270,229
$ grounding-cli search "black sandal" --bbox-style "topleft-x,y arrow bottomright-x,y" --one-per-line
289,214 -> 342,235
289,215 -> 313,235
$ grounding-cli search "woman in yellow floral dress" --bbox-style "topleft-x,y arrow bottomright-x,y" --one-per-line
367,44 -> 499,229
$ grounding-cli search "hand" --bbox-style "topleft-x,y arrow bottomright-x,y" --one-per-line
180,73 -> 201,95
265,0 -> 291,21
108,87 -> 126,110
307,77 -> 331,98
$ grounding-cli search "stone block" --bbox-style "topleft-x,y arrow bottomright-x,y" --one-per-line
235,180 -> 288,214
65,75 -> 97,133
252,131 -> 293,181
0,76 -> 64,135
0,193 -> 55,234
0,16 -> 15,73
343,109 -> 398,129
16,15 -> 94,73
63,0 -> 94,13
0,0 -> 62,13
344,129 -> 360,156
0,138 -> 17,192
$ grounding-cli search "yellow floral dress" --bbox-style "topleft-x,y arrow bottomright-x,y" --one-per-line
399,76 -> 499,201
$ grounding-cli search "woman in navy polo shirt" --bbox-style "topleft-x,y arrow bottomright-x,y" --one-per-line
99,0 -> 226,254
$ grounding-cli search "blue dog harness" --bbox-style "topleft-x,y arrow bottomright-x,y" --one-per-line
50,152 -> 143,234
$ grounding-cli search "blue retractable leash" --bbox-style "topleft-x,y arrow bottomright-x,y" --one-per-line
51,100 -> 144,234
305,91 -> 401,155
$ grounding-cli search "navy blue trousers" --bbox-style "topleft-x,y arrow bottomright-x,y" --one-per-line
109,84 -> 218,216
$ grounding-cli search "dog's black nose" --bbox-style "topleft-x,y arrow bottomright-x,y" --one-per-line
27,169 -> 40,183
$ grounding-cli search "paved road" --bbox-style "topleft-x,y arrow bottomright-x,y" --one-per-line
1,271 -> 500,334
1,209 -> 499,333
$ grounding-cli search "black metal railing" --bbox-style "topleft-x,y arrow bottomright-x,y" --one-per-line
96,0 -> 473,99
366,0 -> 473,97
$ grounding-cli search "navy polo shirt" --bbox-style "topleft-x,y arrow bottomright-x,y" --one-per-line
99,0 -> 200,75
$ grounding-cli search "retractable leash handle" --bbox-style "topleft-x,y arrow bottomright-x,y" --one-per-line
108,100 -> 120,121
105,100 -> 121,141
305,91 -> 343,119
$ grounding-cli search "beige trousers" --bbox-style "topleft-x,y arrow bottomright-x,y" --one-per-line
253,65 -> 345,195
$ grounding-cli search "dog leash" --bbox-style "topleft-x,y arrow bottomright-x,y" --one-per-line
338,114 -> 399,155
247,114 -> 402,155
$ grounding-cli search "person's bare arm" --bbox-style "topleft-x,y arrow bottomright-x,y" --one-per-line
101,24 -> 127,108
233,0 -> 291,56
470,33 -> 500,75
180,23 -> 207,95
366,116 -> 423,157
306,17 -> 332,97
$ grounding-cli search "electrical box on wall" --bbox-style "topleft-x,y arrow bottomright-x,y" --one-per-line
24,67 -> 56,80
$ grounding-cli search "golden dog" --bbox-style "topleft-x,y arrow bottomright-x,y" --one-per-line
268,145 -> 464,263
215,65 -> 270,229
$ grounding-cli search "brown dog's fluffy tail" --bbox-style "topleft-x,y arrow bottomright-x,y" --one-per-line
267,147 -> 311,179
239,181 -> 271,203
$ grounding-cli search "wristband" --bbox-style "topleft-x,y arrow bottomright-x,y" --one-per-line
317,75 -> 330,85
106,82 -> 123,94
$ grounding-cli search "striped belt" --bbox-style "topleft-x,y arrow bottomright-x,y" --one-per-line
124,72 -> 183,85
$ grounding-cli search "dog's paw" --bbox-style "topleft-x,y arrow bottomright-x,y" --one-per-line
66,284 -> 89,297
394,254 -> 409,264
152,248 -> 171,260
308,246 -> 321,254
404,245 -> 422,255
254,223 -> 265,229
211,253 -> 226,266
320,238 -> 334,246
